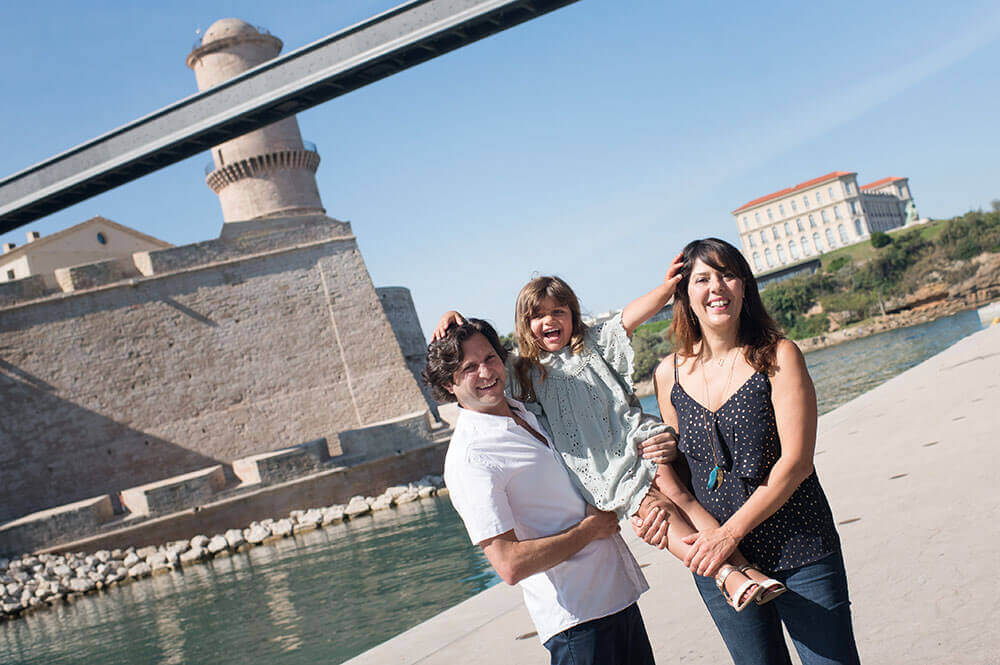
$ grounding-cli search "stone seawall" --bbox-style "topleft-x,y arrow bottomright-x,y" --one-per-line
0,220 -> 430,523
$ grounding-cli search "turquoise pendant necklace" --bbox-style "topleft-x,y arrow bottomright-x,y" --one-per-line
700,346 -> 737,492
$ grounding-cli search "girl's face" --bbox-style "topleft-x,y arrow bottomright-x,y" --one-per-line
529,296 -> 573,353
686,258 -> 744,332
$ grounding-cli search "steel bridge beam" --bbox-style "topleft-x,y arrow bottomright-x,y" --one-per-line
0,0 -> 579,233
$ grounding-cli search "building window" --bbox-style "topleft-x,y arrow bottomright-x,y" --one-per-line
825,228 -> 836,248
800,236 -> 810,255
900,185 -> 908,198
5,269 -> 14,280
816,190 -> 823,204
834,205 -> 842,219
96,232 -> 107,245
789,240 -> 800,259
755,212 -> 761,225
821,209 -> 829,223
796,218 -> 804,232
828,186 -> 834,200
778,203 -> 786,217
849,200 -> 858,215
783,221 -> 791,235
743,216 -> 749,229
813,232 -> 823,252
748,234 -> 756,248
772,227 -> 780,240
808,214 -> 816,228
767,208 -> 774,221
854,219 -> 864,236
790,199 -> 797,212
753,253 -> 763,271
803,194 -> 810,208
776,244 -> 787,263
845,182 -> 853,195
760,231 -> 767,244
838,224 -> 850,243
765,248 -> 774,267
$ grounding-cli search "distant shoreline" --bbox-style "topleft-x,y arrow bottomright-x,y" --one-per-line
633,296 -> 996,398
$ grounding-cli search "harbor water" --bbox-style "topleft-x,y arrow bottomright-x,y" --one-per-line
0,310 -> 986,665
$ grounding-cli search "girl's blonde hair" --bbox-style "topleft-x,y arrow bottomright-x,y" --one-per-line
512,276 -> 587,401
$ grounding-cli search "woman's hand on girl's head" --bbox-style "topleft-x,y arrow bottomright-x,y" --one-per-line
432,311 -> 466,341
681,526 -> 739,577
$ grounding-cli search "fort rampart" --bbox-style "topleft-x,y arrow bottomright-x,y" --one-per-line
0,217 -> 433,526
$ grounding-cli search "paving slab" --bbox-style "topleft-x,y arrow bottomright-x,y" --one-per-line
348,323 -> 1000,665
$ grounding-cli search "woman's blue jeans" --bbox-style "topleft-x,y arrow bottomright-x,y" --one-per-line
693,550 -> 861,665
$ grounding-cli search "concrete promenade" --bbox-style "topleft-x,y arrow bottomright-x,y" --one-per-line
347,322 -> 1000,665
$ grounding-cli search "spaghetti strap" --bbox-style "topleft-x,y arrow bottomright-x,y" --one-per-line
673,353 -> 679,383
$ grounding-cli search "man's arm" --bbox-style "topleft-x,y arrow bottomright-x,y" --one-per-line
479,506 -> 620,585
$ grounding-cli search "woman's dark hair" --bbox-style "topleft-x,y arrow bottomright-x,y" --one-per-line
422,318 -> 508,403
669,237 -> 783,374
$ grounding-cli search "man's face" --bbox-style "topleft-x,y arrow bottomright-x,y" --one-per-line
446,332 -> 508,416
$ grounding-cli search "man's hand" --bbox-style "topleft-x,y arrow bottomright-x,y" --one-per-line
582,504 -> 620,541
630,489 -> 671,549
637,428 -> 678,465
432,310 -> 465,341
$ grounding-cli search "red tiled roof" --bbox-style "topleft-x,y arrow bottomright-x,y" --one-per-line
860,176 -> 904,190
732,171 -> 855,215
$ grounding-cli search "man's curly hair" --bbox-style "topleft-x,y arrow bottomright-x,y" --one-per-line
423,318 -> 508,403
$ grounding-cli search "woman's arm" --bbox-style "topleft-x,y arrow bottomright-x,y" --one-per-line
620,253 -> 684,336
432,310 -> 465,341
683,339 -> 818,576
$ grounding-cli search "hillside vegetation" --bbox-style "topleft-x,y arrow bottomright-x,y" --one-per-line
629,209 -> 1000,384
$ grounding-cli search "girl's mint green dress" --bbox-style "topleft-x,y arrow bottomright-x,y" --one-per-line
518,314 -> 670,519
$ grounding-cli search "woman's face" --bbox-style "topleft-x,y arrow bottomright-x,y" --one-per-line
686,257 -> 744,332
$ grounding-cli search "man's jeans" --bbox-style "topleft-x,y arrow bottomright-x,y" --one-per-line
543,603 -> 655,665
693,550 -> 861,665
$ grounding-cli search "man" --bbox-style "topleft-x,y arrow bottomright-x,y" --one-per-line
424,318 -> 657,664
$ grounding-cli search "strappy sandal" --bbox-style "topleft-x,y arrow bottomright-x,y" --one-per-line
715,564 -> 761,612
738,564 -> 787,605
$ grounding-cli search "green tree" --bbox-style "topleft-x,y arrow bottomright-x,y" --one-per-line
870,231 -> 891,248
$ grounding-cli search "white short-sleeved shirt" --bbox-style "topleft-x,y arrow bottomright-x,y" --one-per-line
444,398 -> 648,644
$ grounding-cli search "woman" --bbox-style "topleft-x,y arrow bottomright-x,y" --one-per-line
633,238 -> 861,665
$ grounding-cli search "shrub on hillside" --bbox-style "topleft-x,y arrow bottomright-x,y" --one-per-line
870,231 -> 892,248
826,256 -> 850,273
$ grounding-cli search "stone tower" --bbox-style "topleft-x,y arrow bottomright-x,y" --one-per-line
187,19 -> 325,233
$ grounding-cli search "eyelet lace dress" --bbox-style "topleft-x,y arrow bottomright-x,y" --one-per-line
518,314 -> 669,519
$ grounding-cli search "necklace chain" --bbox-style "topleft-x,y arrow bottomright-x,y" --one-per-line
699,346 -> 738,491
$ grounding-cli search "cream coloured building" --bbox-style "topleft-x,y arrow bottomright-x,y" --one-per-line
0,216 -> 171,289
732,171 -> 917,274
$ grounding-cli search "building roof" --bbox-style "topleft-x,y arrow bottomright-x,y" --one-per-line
0,216 -> 171,262
860,176 -> 905,190
732,171 -> 856,215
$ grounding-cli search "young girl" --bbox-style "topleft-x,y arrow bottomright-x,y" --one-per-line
435,262 -> 785,611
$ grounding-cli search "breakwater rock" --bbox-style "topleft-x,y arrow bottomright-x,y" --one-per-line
0,475 -> 445,622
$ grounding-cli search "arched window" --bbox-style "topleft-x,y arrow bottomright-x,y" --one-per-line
765,248 -> 774,267
808,214 -> 816,228
854,219 -> 864,236
788,240 -> 800,259
813,232 -> 823,252
772,227 -> 780,240
783,221 -> 791,234
800,236 -> 810,255
825,228 -> 836,248
776,244 -> 787,263
796,218 -> 804,232
748,234 -> 756,248
838,224 -> 849,244
753,253 -> 762,271
760,231 -> 767,245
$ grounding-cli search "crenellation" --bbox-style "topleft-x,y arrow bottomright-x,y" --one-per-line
0,274 -> 54,307
53,258 -> 139,293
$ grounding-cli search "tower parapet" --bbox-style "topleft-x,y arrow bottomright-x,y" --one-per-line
187,19 -> 325,228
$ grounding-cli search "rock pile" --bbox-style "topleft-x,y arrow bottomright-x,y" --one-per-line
0,475 -> 445,622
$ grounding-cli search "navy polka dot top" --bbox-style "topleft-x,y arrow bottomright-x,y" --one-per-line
671,357 -> 841,572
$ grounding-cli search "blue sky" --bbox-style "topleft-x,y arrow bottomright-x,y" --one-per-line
2,0 -> 999,337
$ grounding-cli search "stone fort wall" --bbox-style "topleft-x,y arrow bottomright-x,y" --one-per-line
0,218 -> 431,523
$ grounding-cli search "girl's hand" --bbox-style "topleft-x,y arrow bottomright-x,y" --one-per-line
682,526 -> 739,577
637,428 -> 678,465
663,252 -> 684,296
631,507 -> 668,549
432,311 -> 465,341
